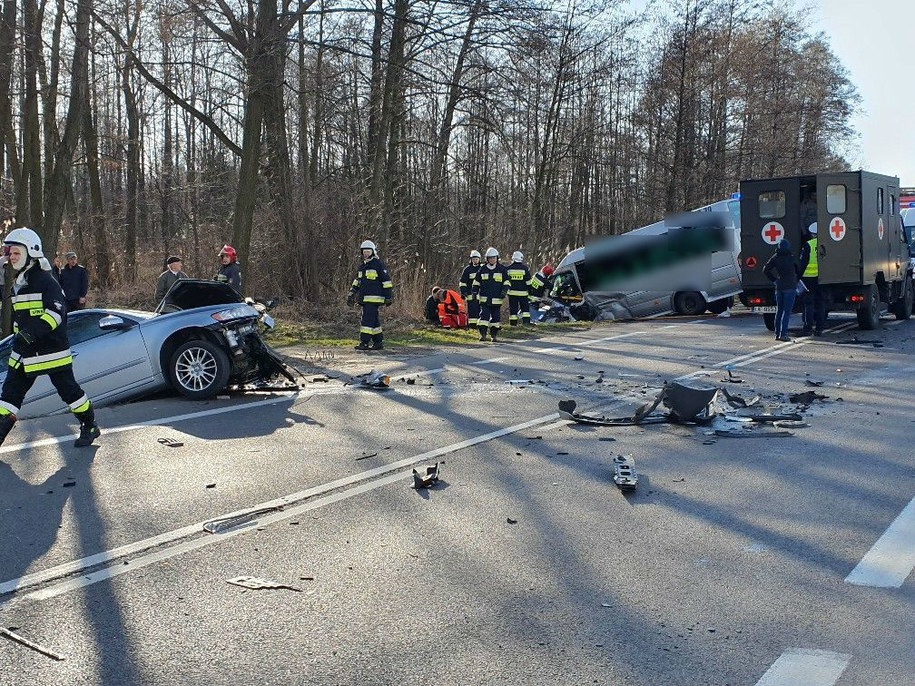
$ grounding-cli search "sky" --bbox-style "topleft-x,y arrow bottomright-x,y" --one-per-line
810,0 -> 913,185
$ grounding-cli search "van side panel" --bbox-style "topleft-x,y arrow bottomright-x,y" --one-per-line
817,172 -> 862,285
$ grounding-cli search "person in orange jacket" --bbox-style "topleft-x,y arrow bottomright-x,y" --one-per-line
434,287 -> 468,329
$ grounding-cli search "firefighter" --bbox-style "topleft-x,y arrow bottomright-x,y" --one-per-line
347,240 -> 393,350
506,251 -> 532,325
528,263 -> 554,305
216,245 -> 242,292
459,250 -> 482,327
0,228 -> 100,448
472,247 -> 510,342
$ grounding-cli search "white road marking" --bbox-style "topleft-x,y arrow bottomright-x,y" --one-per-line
0,411 -> 562,606
845,496 -> 915,588
470,356 -> 510,366
754,648 -> 851,686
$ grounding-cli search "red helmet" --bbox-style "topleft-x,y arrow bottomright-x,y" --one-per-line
218,245 -> 237,262
542,264 -> 554,277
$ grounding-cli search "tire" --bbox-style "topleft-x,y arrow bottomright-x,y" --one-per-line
856,285 -> 881,330
707,298 -> 730,315
763,313 -> 776,331
892,277 -> 913,321
168,339 -> 231,399
674,291 -> 707,316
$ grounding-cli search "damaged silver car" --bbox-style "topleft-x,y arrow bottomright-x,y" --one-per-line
0,280 -> 293,418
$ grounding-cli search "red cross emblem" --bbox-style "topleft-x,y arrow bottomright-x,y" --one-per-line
761,222 -> 784,245
878,218 -> 884,240
829,217 -> 846,241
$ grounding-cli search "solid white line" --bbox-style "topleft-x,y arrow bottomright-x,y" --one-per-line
0,390 -> 318,455
0,411 -> 561,605
845,496 -> 915,588
754,648 -> 851,686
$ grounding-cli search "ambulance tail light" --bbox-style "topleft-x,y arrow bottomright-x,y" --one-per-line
748,297 -> 766,306
848,294 -> 865,304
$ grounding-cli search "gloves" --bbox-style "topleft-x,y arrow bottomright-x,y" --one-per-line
385,299 -> 392,307
346,292 -> 356,307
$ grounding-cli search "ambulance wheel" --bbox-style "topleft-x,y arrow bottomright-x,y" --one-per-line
892,277 -> 913,320
763,313 -> 776,331
169,339 -> 231,399
674,291 -> 707,316
856,286 -> 881,330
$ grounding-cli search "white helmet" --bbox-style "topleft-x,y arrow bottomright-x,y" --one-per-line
808,222 -> 818,235
470,250 -> 481,259
360,240 -> 377,256
485,247 -> 499,259
4,227 -> 44,258
512,251 -> 524,262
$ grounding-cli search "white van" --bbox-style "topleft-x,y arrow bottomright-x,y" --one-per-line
550,198 -> 743,319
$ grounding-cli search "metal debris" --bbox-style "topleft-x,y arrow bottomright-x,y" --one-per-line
713,429 -> 793,438
226,576 -> 302,592
0,627 -> 65,661
157,437 -> 184,448
612,455 -> 638,491
411,463 -> 440,489
720,387 -> 760,408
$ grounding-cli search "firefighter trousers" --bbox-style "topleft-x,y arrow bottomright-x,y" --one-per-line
360,303 -> 383,345
509,295 -> 531,325
466,297 -> 480,327
478,303 -> 502,334
0,364 -> 95,424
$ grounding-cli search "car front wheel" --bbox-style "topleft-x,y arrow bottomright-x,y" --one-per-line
169,339 -> 231,399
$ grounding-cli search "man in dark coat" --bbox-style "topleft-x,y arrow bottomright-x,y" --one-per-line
60,251 -> 89,311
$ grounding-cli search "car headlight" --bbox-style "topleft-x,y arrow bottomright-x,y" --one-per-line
211,306 -> 256,322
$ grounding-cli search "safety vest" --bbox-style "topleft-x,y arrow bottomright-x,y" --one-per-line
803,238 -> 818,277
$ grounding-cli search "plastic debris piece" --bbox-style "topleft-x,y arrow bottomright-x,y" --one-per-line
720,387 -> 760,408
788,391 -> 828,405
411,463 -> 440,489
157,437 -> 184,448
506,517 -> 518,524
205,483 -> 216,489
713,429 -> 793,438
355,452 -> 378,461
0,627 -> 65,661
359,370 -> 391,389
612,455 -> 638,491
62,480 -> 76,488
773,420 -> 809,429
226,576 -> 302,592
805,380 -> 825,387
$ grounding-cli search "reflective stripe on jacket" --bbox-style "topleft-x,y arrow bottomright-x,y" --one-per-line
506,262 -> 531,297
10,264 -> 72,375
350,257 -> 393,305
471,263 -> 510,304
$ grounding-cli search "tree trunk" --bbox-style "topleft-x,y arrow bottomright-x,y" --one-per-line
0,0 -> 15,194
83,86 -> 110,287
18,0 -> 43,227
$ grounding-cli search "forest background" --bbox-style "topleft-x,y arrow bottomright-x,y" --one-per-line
0,0 -> 859,320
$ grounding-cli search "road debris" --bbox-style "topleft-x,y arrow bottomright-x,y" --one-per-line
805,380 -> 825,387
358,370 -> 392,390
612,455 -> 638,491
226,576 -> 302,592
506,517 -> 518,524
835,338 -> 883,348
355,451 -> 378,461
774,420 -> 809,429
0,627 -> 65,661
205,483 -> 217,489
62,480 -> 76,488
713,429 -> 793,438
788,391 -> 828,405
157,437 -> 184,448
720,387 -> 760,408
411,463 -> 440,489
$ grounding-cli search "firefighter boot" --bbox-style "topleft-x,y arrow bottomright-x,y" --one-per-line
478,325 -> 488,342
490,328 -> 499,343
0,414 -> 16,447
74,406 -> 101,448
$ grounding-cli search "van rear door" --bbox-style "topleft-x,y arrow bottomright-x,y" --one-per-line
739,178 -> 802,288
817,173 -> 862,285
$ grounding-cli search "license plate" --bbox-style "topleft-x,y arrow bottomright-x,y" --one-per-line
751,306 -> 777,314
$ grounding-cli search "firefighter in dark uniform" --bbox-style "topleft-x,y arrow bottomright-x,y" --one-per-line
472,247 -> 510,342
347,240 -> 393,351
216,245 -> 242,292
459,250 -> 482,327
0,228 -> 100,448
506,251 -> 532,325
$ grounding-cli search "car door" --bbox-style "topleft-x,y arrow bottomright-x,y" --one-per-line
66,311 -> 155,406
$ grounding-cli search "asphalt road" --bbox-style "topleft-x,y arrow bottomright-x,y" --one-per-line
1,310 -> 913,685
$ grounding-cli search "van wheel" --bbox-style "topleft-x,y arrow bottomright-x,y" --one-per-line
674,291 -> 707,316
763,313 -> 776,331
707,298 -> 730,315
892,277 -> 913,320
856,286 -> 881,330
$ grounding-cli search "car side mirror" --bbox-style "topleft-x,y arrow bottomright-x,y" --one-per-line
99,315 -> 131,331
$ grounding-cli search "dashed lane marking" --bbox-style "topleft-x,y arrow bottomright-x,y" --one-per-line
845,495 -> 915,588
754,648 -> 851,686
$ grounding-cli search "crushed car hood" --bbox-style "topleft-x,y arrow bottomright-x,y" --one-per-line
156,279 -> 243,313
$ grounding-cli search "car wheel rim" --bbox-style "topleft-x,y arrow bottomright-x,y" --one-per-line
175,347 -> 218,392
